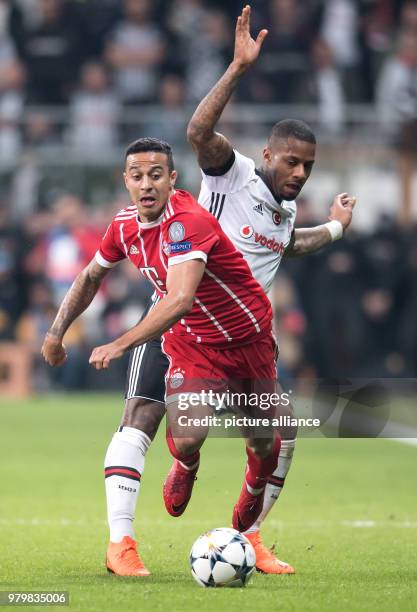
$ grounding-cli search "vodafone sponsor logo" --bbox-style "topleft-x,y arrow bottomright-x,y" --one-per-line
240,224 -> 254,238
254,232 -> 285,254
240,224 -> 284,254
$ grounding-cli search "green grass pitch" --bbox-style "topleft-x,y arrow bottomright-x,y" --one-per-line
1,394 -> 417,611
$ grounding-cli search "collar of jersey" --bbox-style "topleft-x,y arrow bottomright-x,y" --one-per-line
255,168 -> 295,212
255,168 -> 283,205
136,212 -> 165,229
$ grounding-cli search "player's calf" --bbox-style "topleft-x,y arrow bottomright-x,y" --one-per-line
233,435 -> 281,532
163,428 -> 202,517
122,397 -> 166,440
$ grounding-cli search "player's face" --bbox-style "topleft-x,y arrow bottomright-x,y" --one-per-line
262,137 -> 316,201
124,152 -> 177,222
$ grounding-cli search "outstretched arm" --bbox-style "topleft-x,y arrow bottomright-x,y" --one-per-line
285,193 -> 357,257
186,5 -> 267,172
41,259 -> 111,366
89,259 -> 206,370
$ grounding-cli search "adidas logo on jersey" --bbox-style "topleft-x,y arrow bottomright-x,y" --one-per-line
253,203 -> 263,215
129,244 -> 139,255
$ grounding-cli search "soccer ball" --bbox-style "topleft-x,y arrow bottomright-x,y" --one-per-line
189,527 -> 256,587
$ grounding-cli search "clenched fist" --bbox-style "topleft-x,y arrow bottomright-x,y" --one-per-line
41,333 -> 67,367
89,342 -> 125,370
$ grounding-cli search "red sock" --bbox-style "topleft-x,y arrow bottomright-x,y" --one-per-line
245,435 -> 281,490
166,428 -> 200,468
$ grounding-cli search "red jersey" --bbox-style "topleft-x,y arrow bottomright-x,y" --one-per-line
96,189 -> 272,348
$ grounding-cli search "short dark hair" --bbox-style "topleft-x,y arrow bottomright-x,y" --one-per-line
125,137 -> 175,171
269,119 -> 316,146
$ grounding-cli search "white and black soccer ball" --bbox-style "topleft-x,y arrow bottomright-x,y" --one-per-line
189,527 -> 256,587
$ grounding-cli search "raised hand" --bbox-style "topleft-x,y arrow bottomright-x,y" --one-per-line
232,5 -> 268,71
329,192 -> 357,230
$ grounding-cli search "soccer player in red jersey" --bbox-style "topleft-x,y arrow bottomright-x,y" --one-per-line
42,137 -> 282,576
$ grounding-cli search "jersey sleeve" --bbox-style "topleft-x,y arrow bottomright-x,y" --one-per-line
162,212 -> 220,267
199,149 -> 256,195
95,221 -> 126,268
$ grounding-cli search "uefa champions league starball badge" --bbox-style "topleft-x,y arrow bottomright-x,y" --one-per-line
168,222 -> 185,242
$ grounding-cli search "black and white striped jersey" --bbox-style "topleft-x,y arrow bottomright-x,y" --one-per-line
198,150 -> 297,294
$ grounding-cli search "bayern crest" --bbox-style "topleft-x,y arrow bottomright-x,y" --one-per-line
169,367 -> 185,389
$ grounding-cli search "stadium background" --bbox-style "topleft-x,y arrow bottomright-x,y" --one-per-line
0,0 -> 416,394
1,3 -> 417,611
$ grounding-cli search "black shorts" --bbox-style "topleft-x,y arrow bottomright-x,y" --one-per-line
124,296 -> 169,404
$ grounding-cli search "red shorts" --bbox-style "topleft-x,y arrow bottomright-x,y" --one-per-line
162,333 -> 277,406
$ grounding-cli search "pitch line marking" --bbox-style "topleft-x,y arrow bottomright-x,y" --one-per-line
0,518 -> 416,528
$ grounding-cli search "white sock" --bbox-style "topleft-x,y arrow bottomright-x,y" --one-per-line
244,438 -> 296,535
104,426 -> 151,543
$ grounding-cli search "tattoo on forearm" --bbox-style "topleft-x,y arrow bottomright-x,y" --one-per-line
187,64 -> 241,168
189,66 -> 240,136
285,226 -> 332,257
49,264 -> 107,339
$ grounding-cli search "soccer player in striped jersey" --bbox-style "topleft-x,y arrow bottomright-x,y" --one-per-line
185,4 -> 356,573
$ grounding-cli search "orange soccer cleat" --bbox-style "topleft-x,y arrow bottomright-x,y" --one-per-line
106,536 -> 151,577
245,531 -> 295,575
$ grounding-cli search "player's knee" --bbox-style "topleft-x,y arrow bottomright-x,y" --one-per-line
247,437 -> 274,458
172,437 -> 202,457
122,397 -> 166,440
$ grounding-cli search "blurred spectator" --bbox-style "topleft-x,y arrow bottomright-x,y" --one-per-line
271,272 -> 307,379
396,229 -> 417,373
28,194 -> 102,305
245,0 -> 312,103
301,238 -> 367,378
399,0 -> 417,32
105,0 -> 166,104
68,61 -> 120,155
296,38 -> 346,135
145,74 -> 187,146
16,278 -> 86,390
165,0 -> 206,38
377,28 -> 417,227
357,223 -> 407,376
24,109 -> 59,149
315,0 -> 375,102
0,199 -> 28,339
183,8 -> 231,101
19,0 -> 88,104
76,0 -> 122,57
0,4 -> 25,163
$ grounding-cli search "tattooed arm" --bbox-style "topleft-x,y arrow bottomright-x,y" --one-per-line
285,226 -> 335,257
186,5 -> 267,172
285,192 -> 357,257
41,259 -> 111,366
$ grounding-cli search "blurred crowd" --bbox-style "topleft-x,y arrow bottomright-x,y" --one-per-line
1,189 -> 416,393
0,0 -> 417,153
1,0 -> 417,391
